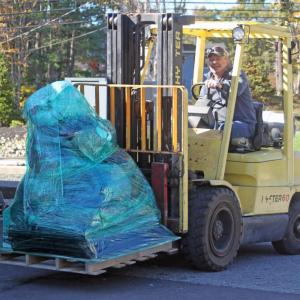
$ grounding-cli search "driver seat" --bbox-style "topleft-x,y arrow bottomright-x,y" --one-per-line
188,101 -> 270,152
230,101 -> 271,152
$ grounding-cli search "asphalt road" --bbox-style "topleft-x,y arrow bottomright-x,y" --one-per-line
0,243 -> 299,300
0,165 -> 299,299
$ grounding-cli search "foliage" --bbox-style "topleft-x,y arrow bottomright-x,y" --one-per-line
0,52 -> 19,127
23,1 -> 108,87
0,1 -> 113,101
195,1 -> 278,106
195,1 -> 276,22
0,0 -> 145,122
242,41 -> 276,104
10,119 -> 25,127
0,0 -> 293,111
20,85 -> 36,108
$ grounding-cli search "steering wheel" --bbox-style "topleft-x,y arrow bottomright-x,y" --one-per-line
191,82 -> 205,100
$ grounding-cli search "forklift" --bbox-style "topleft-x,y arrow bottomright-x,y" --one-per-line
101,13 -> 300,271
0,14 -> 299,274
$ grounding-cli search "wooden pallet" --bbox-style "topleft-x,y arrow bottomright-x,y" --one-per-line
0,242 -> 178,275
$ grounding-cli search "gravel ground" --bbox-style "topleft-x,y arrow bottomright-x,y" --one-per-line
0,127 -> 26,159
0,127 -> 26,140
0,126 -> 26,181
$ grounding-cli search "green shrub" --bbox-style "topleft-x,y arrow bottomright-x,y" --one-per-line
10,119 -> 25,127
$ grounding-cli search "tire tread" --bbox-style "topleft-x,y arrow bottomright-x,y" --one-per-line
182,186 -> 242,271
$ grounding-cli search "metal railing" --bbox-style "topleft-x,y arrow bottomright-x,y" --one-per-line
76,83 -> 188,154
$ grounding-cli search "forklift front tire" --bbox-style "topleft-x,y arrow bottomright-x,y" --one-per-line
182,187 -> 242,271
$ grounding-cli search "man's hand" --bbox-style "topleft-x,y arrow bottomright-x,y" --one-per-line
205,79 -> 222,89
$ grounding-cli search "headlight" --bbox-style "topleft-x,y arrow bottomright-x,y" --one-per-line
232,26 -> 245,42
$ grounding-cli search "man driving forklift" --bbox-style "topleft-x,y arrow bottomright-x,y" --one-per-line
199,46 -> 257,139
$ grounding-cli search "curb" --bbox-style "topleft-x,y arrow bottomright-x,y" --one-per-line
0,159 -> 25,166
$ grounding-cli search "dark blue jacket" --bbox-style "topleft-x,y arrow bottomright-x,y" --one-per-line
201,68 -> 256,126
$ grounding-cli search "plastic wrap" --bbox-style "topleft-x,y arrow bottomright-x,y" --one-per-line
3,81 -> 178,260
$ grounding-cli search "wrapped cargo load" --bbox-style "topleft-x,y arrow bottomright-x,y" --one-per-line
3,81 -> 178,259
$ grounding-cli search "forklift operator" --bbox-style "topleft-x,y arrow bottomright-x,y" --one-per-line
200,46 -> 256,139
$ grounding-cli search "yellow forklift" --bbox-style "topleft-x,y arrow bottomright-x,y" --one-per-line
182,20 -> 299,271
100,14 -> 300,271
0,14 -> 299,274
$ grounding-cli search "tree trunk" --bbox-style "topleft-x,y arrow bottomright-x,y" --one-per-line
67,30 -> 75,76
47,30 -> 52,82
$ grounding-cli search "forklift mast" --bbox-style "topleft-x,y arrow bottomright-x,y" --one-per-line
106,13 -> 194,232
107,13 -> 194,85
107,13 -> 194,147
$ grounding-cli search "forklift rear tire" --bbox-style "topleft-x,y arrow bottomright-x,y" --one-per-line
182,187 -> 242,271
272,200 -> 300,254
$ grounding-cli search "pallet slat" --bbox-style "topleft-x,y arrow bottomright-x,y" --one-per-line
26,255 -> 48,265
0,242 -> 177,275
0,252 -> 23,260
85,242 -> 173,274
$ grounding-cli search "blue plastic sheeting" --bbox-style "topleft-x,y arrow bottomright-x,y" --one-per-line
3,81 -> 178,259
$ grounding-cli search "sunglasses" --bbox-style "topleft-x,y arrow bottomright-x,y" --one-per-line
206,47 -> 227,57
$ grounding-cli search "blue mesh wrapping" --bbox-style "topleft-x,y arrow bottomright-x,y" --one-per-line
3,81 -> 178,259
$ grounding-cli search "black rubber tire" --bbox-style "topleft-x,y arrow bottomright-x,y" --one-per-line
272,201 -> 300,255
182,186 -> 242,271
